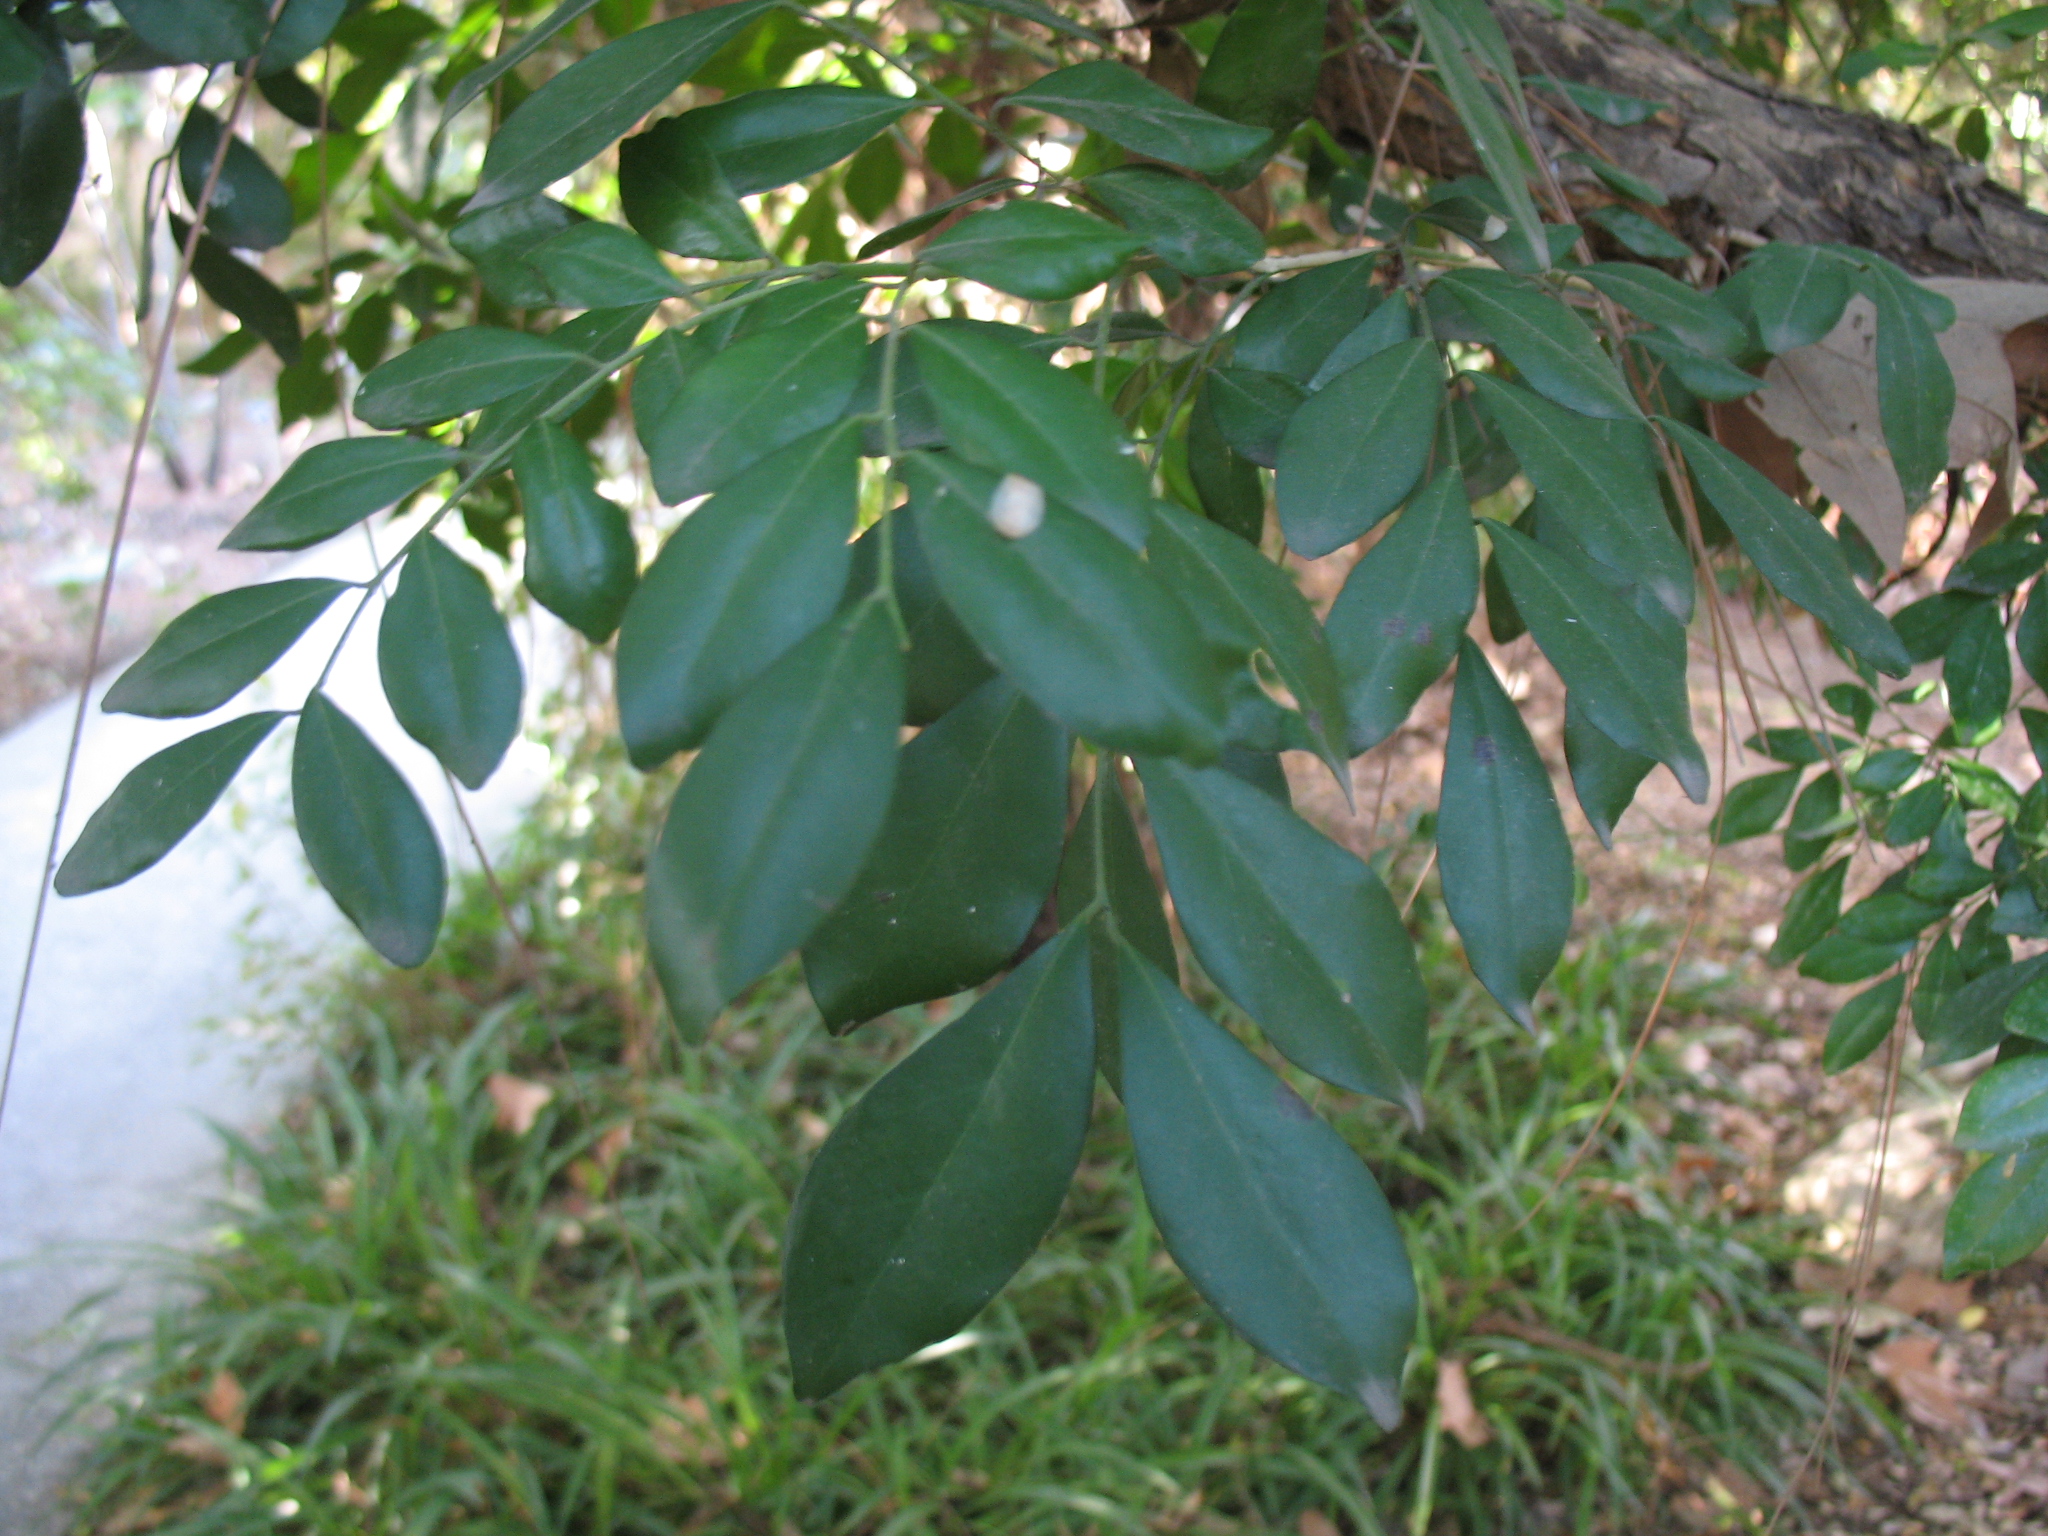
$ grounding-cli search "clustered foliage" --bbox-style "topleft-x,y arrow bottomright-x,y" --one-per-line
8,0 -> 2048,1410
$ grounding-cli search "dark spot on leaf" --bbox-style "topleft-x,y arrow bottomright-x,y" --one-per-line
1413,622 -> 1432,645
1472,733 -> 1497,766
1274,1082 -> 1315,1121
1379,616 -> 1408,639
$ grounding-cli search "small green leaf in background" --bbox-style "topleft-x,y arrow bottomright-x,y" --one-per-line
1436,269 -> 1640,421
1308,299 -> 1415,390
55,713 -> 285,896
1117,944 -> 1415,1425
618,420 -> 858,766
467,0 -> 772,211
470,301 -> 656,456
1894,589 -> 1987,662
1488,523 -> 1708,802
843,133 -> 904,221
1564,699 -> 1656,849
1409,0 -> 1547,266
1946,538 -> 2048,595
1007,61 -> 1269,174
784,925 -> 1094,1399
103,580 -> 348,718
1325,473 -> 1477,755
169,214 -> 301,365
530,221 -> 685,307
1712,767 -> 1804,843
1231,255 -> 1380,382
1140,758 -> 1427,1114
378,537 -> 524,791
908,322 -> 1152,547
921,200 -> 1142,302
1192,0 -> 1326,132
1924,954 -> 2048,1067
1275,338 -> 1440,558
1822,972 -> 1905,1073
844,511 -> 994,725
1769,856 -> 1848,964
1085,167 -> 1263,277
222,436 -> 460,552
1865,263 -> 1956,511
1206,369 -> 1305,469
680,85 -> 911,195
1185,379 -> 1265,542
1146,500 -> 1349,781
619,116 -> 767,260
906,455 -> 1225,760
1580,263 -> 1747,358
1439,638 -> 1575,1029
511,423 -> 639,643
355,326 -> 583,430
1944,1145 -> 2048,1275
1739,243 -> 1853,354
293,693 -> 446,968
177,105 -> 293,252
803,679 -> 1068,1030
1956,1057 -> 2048,1150
1945,598 -> 2011,743
644,293 -> 866,504
1745,726 -> 1853,765
644,600 -> 904,1036
1663,418 -> 1912,677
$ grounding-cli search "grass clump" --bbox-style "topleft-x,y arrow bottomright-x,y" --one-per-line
60,747 -> 1855,1536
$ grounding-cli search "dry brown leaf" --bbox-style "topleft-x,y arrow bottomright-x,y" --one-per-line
1868,1333 -> 1970,1432
1296,1513 -> 1340,1536
1434,1357 -> 1493,1449
1880,1270 -> 1974,1320
1792,1255 -> 1855,1295
164,1431 -> 231,1467
595,1121 -> 633,1168
1746,279 -> 2048,565
486,1071 -> 553,1135
201,1369 -> 245,1436
329,1470 -> 376,1510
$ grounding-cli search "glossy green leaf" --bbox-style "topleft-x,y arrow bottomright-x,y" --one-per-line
1439,638 -> 1574,1029
1307,300 -> 1415,392
1206,368 -> 1305,470
618,114 -> 766,260
169,215 -> 299,364
1580,264 -> 1747,358
0,15 -> 37,100
845,511 -> 994,725
450,195 -> 584,309
954,0 -> 1103,42
1741,243 -> 1851,355
1868,263 -> 1956,511
468,0 -> 772,212
1564,698 -> 1655,849
293,693 -> 445,968
1193,0 -> 1326,132
1085,166 -> 1263,277
1946,538 -> 2048,595
1799,933 -> 1910,984
784,925 -> 1094,1398
1769,856 -> 1848,965
529,221 -> 685,307
2018,586 -> 2048,696
1117,943 -> 1414,1423
470,302 -> 656,458
921,200 -> 1142,302
1945,598 -> 2011,739
644,296 -> 866,504
1944,1146 -> 2048,1275
1469,375 -> 1691,622
1633,332 -> 1763,402
438,0 -> 603,131
1185,379 -> 1265,542
843,133 -> 904,221
644,599 -> 904,1035
1584,205 -> 1691,259
907,322 -> 1151,546
1838,891 -> 1944,946
1823,973 -> 1905,1073
619,420 -> 858,766
1957,1057 -> 2048,1151
377,537 -> 523,791
1231,255 -> 1380,382
1141,758 -> 1425,1111
1488,522 -> 1707,801
54,713 -> 285,896
1921,953 -> 2048,1068
1058,767 -> 1175,1088
1895,589 -> 1985,663
856,177 -> 1026,257
803,680 -> 1068,1028
1274,338 -> 1440,559
1147,500 -> 1348,779
511,423 -> 639,643
1436,270 -> 1639,420
104,579 -> 349,719
109,0 -> 265,63
1007,61 -> 1269,174
1783,771 -> 1847,875
906,455 -> 1224,760
1709,767 -> 1802,843
679,85 -> 910,196
1410,0 -> 1546,265
1528,74 -> 1665,125
222,436 -> 460,552
1324,473 -> 1476,754
176,105 -> 292,253
355,327 -> 583,431
1663,418 -> 1912,677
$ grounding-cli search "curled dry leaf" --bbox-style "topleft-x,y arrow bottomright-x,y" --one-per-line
1868,1332 -> 1972,1432
486,1071 -> 554,1135
202,1368 -> 246,1435
1435,1355 -> 1493,1448
1743,279 -> 2048,566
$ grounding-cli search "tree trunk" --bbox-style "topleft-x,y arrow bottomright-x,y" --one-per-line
1310,0 -> 2048,282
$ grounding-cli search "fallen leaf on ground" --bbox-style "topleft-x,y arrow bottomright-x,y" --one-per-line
1868,1333 -> 1970,1432
486,1071 -> 553,1135
1297,1513 -> 1340,1536
202,1368 -> 246,1435
1435,1357 -> 1493,1448
1881,1270 -> 1974,1321
1793,1255 -> 1855,1294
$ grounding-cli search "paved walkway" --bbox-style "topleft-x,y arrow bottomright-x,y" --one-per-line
0,531 -> 558,1531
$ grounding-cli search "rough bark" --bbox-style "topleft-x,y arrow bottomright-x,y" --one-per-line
1307,0 -> 2048,282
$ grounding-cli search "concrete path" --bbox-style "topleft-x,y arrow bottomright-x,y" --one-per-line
0,529 -> 560,1532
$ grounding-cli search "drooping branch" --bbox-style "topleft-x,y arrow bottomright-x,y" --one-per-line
1303,0 -> 2048,282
